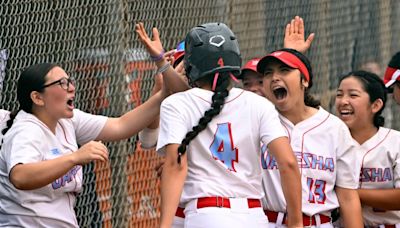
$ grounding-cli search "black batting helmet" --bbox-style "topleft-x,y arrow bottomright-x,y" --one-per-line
184,22 -> 241,83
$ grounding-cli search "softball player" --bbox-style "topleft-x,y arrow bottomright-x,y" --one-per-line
238,58 -> 266,97
257,48 -> 363,228
384,52 -> 400,105
157,22 -> 303,228
336,70 -> 400,227
0,59 -> 185,227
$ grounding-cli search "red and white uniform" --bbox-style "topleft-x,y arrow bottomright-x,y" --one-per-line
261,107 -> 359,227
0,109 -> 107,228
358,127 -> 400,226
157,87 -> 287,227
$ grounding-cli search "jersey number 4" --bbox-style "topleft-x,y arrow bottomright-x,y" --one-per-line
306,177 -> 327,204
209,123 -> 238,172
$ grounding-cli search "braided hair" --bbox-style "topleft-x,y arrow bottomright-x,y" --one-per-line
176,73 -> 230,163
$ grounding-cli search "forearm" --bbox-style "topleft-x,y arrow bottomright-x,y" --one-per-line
279,163 -> 302,226
98,91 -> 165,141
160,146 -> 187,228
147,115 -> 159,129
10,153 -> 77,190
268,137 -> 302,226
358,188 -> 400,210
155,59 -> 189,93
336,187 -> 363,228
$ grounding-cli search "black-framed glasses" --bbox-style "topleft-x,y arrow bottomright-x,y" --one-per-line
42,77 -> 75,90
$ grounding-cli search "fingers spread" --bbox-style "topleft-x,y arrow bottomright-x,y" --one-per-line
285,23 -> 290,36
152,27 -> 160,42
294,18 -> 299,34
290,19 -> 295,34
298,17 -> 305,34
306,33 -> 315,47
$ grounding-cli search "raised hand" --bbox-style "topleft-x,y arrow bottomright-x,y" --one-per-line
284,16 -> 315,54
135,22 -> 165,60
73,141 -> 109,165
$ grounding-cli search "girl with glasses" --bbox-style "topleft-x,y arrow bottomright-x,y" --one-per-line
0,61 -> 187,227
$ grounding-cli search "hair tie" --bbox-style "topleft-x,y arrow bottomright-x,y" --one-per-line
229,72 -> 239,83
212,72 -> 219,91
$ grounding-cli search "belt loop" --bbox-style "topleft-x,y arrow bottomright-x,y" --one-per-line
216,196 -> 224,208
314,214 -> 321,227
276,212 -> 285,226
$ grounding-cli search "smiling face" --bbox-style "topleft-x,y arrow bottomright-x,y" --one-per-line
262,59 -> 308,113
335,76 -> 377,131
241,70 -> 266,97
40,67 -> 76,119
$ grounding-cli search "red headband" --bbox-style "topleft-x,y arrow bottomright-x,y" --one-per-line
257,51 -> 310,82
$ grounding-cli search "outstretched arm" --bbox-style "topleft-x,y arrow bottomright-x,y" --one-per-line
96,87 -> 167,142
283,16 -> 315,54
138,73 -> 163,149
135,22 -> 189,93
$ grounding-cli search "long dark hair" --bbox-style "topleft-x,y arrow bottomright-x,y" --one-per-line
2,63 -> 58,136
176,73 -> 230,163
338,70 -> 387,127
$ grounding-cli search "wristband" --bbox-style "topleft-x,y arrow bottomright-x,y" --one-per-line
156,62 -> 171,75
150,50 -> 165,62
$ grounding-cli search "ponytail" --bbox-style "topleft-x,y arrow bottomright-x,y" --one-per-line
1,110 -> 19,149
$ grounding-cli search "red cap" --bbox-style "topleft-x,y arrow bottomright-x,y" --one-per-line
173,51 -> 185,68
243,58 -> 261,72
383,66 -> 400,88
238,58 -> 261,79
257,50 -> 310,81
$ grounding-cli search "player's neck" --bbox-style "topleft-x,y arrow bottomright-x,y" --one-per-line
350,124 -> 379,145
280,105 -> 318,125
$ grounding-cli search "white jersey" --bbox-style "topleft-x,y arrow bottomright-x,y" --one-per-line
0,109 -> 10,132
357,127 -> 400,226
138,127 -> 159,149
261,107 -> 359,216
157,87 -> 287,203
0,109 -> 107,228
